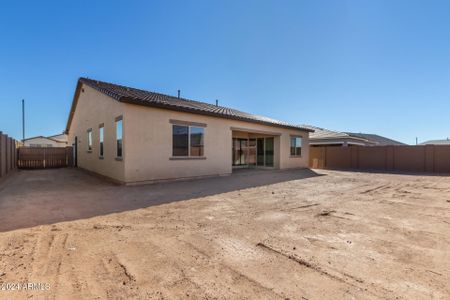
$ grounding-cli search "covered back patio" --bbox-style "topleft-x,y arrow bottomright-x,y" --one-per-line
231,127 -> 281,169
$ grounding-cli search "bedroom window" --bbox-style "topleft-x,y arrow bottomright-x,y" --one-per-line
290,136 -> 302,156
87,129 -> 92,152
190,127 -> 204,156
116,117 -> 123,158
99,125 -> 104,157
172,125 -> 204,157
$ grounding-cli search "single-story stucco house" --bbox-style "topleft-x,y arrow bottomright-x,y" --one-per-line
65,78 -> 313,184
23,133 -> 68,148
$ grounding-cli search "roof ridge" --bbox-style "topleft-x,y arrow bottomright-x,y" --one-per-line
73,77 -> 313,132
302,124 -> 350,136
344,132 -> 405,145
80,77 -> 235,111
47,133 -> 66,138
23,135 -> 67,143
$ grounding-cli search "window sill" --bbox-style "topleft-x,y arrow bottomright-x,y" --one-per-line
170,156 -> 207,160
99,156 -> 104,160
87,150 -> 92,153
115,157 -> 123,161
289,155 -> 302,158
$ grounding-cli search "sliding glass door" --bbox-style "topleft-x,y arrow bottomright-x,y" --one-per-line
233,138 -> 257,167
247,139 -> 256,166
233,138 -> 253,166
257,138 -> 265,166
233,137 -> 273,168
265,138 -> 274,167
233,139 -> 246,166
256,137 -> 274,167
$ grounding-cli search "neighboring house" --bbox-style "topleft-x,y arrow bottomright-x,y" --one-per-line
23,134 -> 68,148
303,125 -> 405,147
344,132 -> 405,146
420,138 -> 450,145
65,78 -> 313,184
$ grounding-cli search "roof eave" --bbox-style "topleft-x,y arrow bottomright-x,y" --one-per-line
23,135 -> 46,141
310,136 -> 370,143
67,77 -> 314,134
65,79 -> 84,134
119,96 -> 314,132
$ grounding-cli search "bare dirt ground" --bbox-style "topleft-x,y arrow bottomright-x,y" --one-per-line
0,168 -> 449,299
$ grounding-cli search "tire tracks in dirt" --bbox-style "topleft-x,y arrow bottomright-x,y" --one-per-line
181,238 -> 288,299
256,240 -> 401,300
148,233 -> 287,299
20,228 -> 70,300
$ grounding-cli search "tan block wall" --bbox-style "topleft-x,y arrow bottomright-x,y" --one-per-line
67,84 -> 126,182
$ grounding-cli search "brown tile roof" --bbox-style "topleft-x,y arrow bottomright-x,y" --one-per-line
66,77 -> 312,133
344,132 -> 406,146
420,139 -> 450,145
303,125 -> 406,146
23,135 -> 67,143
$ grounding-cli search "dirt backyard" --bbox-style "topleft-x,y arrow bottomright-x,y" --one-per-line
0,168 -> 449,299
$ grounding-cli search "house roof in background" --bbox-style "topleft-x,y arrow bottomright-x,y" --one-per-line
47,133 -> 68,142
48,133 -> 66,138
303,125 -> 358,140
65,78 -> 314,133
420,139 -> 450,145
303,125 -> 406,146
345,132 -> 406,146
302,125 -> 369,145
23,135 -> 67,143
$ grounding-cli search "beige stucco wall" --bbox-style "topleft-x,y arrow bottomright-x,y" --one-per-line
280,131 -> 310,169
123,105 -> 231,183
67,84 -> 126,182
124,103 -> 310,184
68,84 -> 310,184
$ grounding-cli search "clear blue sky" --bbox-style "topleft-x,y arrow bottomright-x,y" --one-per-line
1,0 -> 449,144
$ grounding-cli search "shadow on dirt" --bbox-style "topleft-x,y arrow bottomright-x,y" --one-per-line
0,167 -> 323,232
